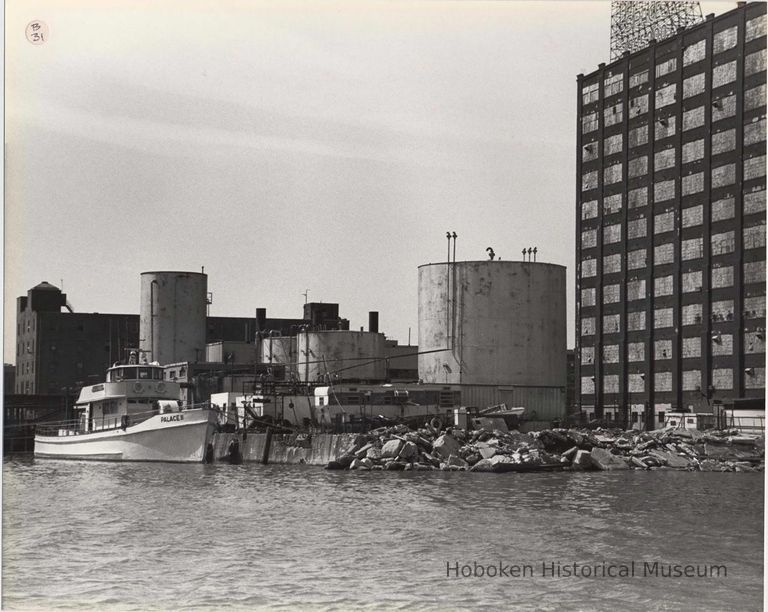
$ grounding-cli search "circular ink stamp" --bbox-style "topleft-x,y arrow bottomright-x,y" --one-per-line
26,20 -> 49,45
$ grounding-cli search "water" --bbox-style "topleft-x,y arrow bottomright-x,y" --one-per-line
3,457 -> 764,611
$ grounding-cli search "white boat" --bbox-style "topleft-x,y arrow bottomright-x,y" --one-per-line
34,359 -> 216,462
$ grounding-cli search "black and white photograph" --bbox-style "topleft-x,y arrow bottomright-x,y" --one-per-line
3,0 -> 765,610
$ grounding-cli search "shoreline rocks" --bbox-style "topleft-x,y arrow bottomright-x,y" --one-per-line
325,423 -> 765,474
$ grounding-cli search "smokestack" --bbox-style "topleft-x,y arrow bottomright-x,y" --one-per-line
256,308 -> 266,332
368,311 -> 379,334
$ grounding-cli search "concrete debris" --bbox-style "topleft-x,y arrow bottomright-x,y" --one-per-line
325,423 -> 765,473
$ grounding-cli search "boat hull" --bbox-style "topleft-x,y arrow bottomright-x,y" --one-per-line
34,409 -> 216,463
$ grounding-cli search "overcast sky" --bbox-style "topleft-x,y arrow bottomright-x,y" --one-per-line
5,0 -> 737,364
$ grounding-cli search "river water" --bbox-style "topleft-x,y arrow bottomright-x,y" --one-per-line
2,457 -> 764,611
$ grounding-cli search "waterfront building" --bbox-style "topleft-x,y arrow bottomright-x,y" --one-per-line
576,3 -> 766,427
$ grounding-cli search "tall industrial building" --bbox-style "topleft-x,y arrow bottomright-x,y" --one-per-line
576,2 -> 766,427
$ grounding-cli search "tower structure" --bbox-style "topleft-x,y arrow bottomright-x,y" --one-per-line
610,1 -> 704,60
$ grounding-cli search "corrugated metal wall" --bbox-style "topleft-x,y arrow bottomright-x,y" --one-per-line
459,385 -> 566,422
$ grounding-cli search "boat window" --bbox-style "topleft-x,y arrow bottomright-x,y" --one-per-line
153,369 -> 163,381
138,368 -> 151,380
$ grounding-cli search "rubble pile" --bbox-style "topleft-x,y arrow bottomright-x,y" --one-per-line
325,423 -> 765,473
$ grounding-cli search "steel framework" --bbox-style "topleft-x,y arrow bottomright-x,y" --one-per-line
610,1 -> 704,61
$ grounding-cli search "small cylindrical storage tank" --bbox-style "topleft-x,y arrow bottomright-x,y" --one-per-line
418,260 -> 566,388
297,330 -> 386,383
139,271 -> 207,365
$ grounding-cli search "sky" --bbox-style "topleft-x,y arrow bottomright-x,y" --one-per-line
4,0 -> 739,364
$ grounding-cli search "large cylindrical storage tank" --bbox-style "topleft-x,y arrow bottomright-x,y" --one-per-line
259,335 -> 298,380
297,331 -> 386,383
418,261 -> 566,388
139,271 -> 207,365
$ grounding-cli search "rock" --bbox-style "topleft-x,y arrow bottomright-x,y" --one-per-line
385,461 -> 406,471
357,457 -> 373,470
562,446 -> 579,461
464,452 -> 482,466
366,447 -> 383,461
571,449 -> 593,470
381,439 -> 404,458
398,441 -> 419,461
538,430 -> 573,454
446,454 -> 468,468
355,443 -> 373,459
630,456 -> 649,469
433,434 -> 461,460
589,447 -> 629,470
469,458 -> 494,472
479,447 -> 497,460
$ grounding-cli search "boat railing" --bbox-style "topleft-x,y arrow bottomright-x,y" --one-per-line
36,404 -> 214,437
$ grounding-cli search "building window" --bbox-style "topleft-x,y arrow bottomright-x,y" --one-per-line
655,115 -> 677,139
744,295 -> 766,318
629,155 -> 648,178
712,129 -> 736,155
655,210 -> 675,234
655,148 -> 676,171
582,140 -> 599,162
683,39 -> 706,66
712,163 -> 736,188
627,279 -> 647,301
582,170 -> 598,191
682,370 -> 702,391
604,375 -> 620,394
604,224 -> 622,244
745,85 -> 766,111
629,69 -> 649,88
628,342 -> 645,362
628,187 -> 648,209
629,94 -> 648,118
655,371 -> 672,392
744,224 -> 767,249
655,339 -> 672,360
745,331 -> 766,354
711,299 -> 734,321
654,275 -> 674,296
628,217 -> 648,239
581,229 -> 597,249
711,231 -> 735,256
654,243 -> 674,265
581,346 -> 595,364
744,155 -> 767,181
744,188 -> 766,215
682,337 -> 701,358
745,49 -> 767,78
713,94 -> 736,121
628,249 -> 647,270
582,81 -> 600,105
604,162 -> 623,185
683,205 -> 704,228
712,197 -> 735,221
712,368 -> 733,390
712,60 -> 737,89
712,333 -> 734,356
682,270 -> 702,293
581,376 -> 596,395
654,180 -> 675,202
628,311 -> 646,331
581,287 -> 596,306
713,26 -> 738,54
683,73 -> 705,99
604,133 -> 623,156
745,368 -> 766,390
745,118 -> 766,147
682,139 -> 704,163
582,199 -> 598,220
744,260 -> 766,284
603,72 -> 624,97
603,194 -> 622,215
582,258 -> 597,278
656,57 -> 677,78
746,15 -> 767,41
603,284 -> 621,304
655,83 -> 677,109
682,172 -> 704,196
582,112 -> 599,134
711,266 -> 734,288
683,106 -> 705,131
654,308 -> 673,329
629,125 -> 649,148
581,317 -> 596,336
682,303 -> 703,325
603,344 -> 620,362
604,102 -> 623,127
603,253 -> 622,274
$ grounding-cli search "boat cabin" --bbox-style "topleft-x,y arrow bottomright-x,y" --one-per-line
73,363 -> 182,433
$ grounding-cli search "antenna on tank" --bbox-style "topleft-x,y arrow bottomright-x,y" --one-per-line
533,247 -> 538,262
